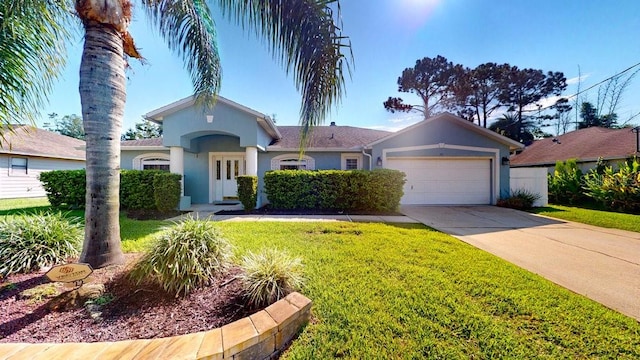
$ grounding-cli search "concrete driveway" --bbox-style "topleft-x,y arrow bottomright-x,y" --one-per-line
400,205 -> 640,321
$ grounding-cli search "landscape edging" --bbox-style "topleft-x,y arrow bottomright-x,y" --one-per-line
0,292 -> 312,360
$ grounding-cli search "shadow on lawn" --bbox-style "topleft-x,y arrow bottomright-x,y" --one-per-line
0,206 -> 54,216
529,206 -> 568,214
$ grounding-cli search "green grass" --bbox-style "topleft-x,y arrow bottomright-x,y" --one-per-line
217,222 -> 639,359
0,197 -> 51,214
531,204 -> 640,233
1,198 -> 638,357
0,198 -> 169,252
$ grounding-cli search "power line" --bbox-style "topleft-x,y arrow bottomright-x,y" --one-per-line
534,61 -> 640,112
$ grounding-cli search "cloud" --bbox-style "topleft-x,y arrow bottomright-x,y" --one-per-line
366,114 -> 423,132
566,73 -> 591,85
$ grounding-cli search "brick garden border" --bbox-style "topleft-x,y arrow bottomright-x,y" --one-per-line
0,292 -> 311,360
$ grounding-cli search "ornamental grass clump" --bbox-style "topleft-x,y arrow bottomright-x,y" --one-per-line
0,211 -> 83,277
238,248 -> 304,308
129,217 -> 232,297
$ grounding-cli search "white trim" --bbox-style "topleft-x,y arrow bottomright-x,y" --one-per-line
132,152 -> 170,170
122,146 -> 167,151
341,153 -> 363,170
0,150 -> 85,161
367,112 -> 524,150
270,154 -> 316,170
382,143 -> 500,204
208,152 -> 246,203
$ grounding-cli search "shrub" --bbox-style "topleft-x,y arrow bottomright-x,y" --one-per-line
548,159 -> 585,205
120,170 -> 159,210
153,172 -> 182,212
0,211 -> 83,277
237,175 -> 258,211
41,169 -> 182,212
129,217 -> 233,296
39,170 -> 86,208
238,248 -> 304,308
264,169 -> 405,212
497,188 -> 541,210
583,157 -> 640,213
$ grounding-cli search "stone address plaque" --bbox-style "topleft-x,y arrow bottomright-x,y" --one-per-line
45,263 -> 93,286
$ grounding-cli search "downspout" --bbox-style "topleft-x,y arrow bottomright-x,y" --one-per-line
362,147 -> 372,170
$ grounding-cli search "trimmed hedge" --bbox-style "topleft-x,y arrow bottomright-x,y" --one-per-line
237,175 -> 258,211
121,170 -> 160,210
264,169 -> 405,212
38,170 -> 86,208
153,172 -> 182,212
39,169 -> 182,212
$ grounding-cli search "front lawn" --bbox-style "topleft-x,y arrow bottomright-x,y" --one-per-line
1,198 -> 638,357
220,222 -> 640,359
531,204 -> 640,233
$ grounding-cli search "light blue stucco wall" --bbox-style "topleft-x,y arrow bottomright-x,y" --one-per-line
371,117 -> 512,199
256,151 -> 350,205
121,150 -> 170,170
161,101 -> 272,151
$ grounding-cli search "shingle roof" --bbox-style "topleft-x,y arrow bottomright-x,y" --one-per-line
269,126 -> 391,150
0,126 -> 85,160
510,127 -> 639,166
121,138 -> 163,147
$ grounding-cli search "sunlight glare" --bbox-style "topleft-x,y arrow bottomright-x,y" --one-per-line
395,0 -> 441,29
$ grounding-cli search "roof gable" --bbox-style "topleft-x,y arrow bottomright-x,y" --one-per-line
511,127 -> 639,166
144,95 -> 281,139
0,126 -> 85,160
368,112 -> 524,150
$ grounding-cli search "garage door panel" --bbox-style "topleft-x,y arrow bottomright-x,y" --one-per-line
387,158 -> 491,205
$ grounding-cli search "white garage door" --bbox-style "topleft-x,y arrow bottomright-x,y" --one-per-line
386,158 -> 492,205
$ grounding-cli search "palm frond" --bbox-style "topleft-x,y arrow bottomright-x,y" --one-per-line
141,0 -> 222,107
0,0 -> 73,128
216,0 -> 352,146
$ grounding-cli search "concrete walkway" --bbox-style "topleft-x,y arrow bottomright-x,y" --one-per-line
172,204 -> 419,224
400,205 -> 640,321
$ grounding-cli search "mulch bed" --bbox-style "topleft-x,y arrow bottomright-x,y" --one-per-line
0,254 -> 257,343
216,205 -> 404,216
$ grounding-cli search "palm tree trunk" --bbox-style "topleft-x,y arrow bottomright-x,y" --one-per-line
78,20 -> 125,268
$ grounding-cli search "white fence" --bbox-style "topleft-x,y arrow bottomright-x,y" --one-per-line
510,168 -> 548,207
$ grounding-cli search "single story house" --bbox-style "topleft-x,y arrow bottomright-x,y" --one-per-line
0,126 -> 85,199
510,127 -> 640,173
121,96 -> 523,209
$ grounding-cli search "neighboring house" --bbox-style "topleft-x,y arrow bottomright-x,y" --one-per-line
510,127 -> 640,173
121,96 -> 523,209
0,126 -> 85,199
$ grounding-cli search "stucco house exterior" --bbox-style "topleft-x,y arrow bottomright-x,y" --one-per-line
0,126 -> 85,199
121,96 -> 523,209
510,127 -> 640,173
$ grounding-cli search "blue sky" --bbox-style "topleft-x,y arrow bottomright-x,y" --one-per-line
42,0 -> 640,134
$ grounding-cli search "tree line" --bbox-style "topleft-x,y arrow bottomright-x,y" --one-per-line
384,55 -> 636,143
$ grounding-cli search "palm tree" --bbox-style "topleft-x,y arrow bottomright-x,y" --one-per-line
2,0 -> 351,268
0,1 -> 71,129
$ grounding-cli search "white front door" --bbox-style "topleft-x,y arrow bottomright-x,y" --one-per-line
222,156 -> 244,198
210,153 -> 245,202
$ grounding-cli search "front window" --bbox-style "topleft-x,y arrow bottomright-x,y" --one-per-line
341,154 -> 363,170
133,153 -> 170,171
279,159 -> 308,170
271,154 -> 315,170
141,158 -> 170,171
345,158 -> 358,170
